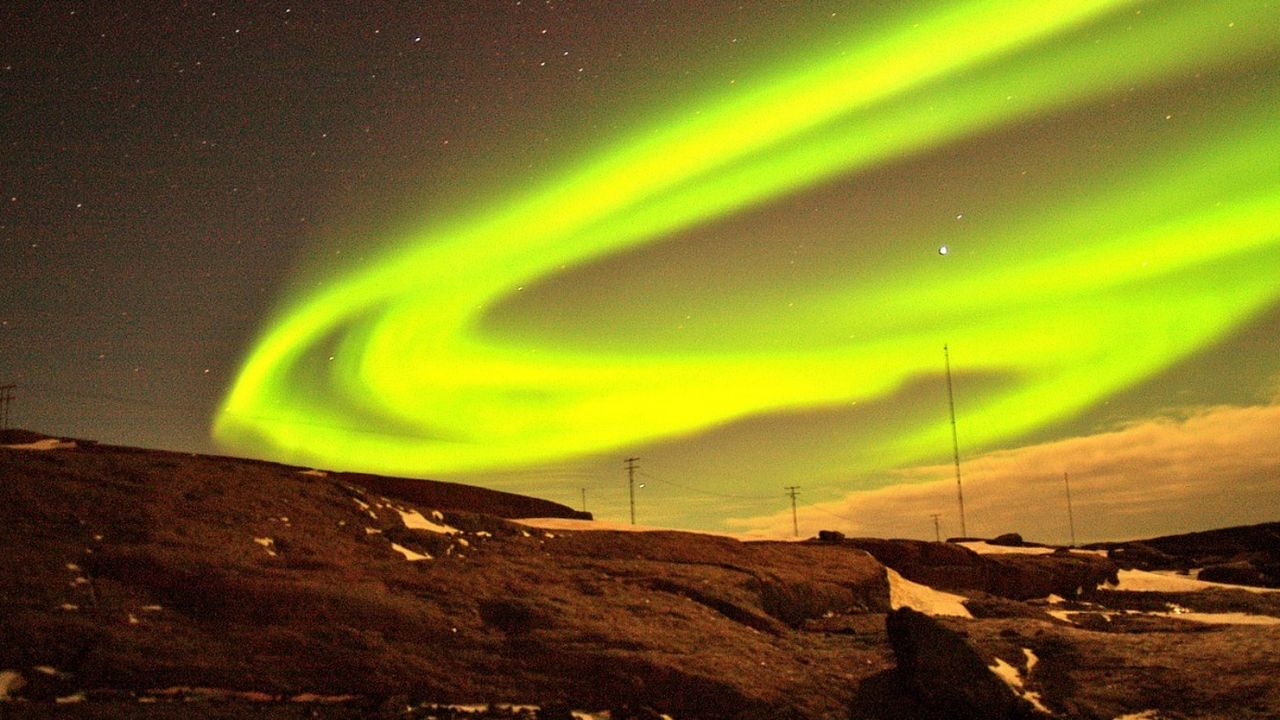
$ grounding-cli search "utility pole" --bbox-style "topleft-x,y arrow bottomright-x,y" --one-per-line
784,486 -> 800,537
1064,472 -> 1077,547
930,513 -> 942,543
944,345 -> 967,537
580,487 -> 587,514
0,385 -> 14,430
625,457 -> 639,525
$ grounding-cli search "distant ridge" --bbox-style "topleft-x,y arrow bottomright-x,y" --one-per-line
0,428 -> 588,521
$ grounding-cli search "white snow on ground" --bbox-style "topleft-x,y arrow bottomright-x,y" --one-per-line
298,469 -> 328,477
1108,569 -> 1280,594
959,541 -> 1056,555
2,438 -> 76,451
1023,647 -> 1039,673
517,517 -> 801,542
988,655 -> 1050,714
253,537 -> 276,556
1113,712 -> 1163,720
396,508 -> 459,535
0,670 -> 25,700
886,568 -> 972,618
390,543 -> 432,561
1050,607 -> 1280,626
428,706 -> 616,720
1048,609 -> 1120,624
1150,610 -> 1280,625
55,692 -> 85,704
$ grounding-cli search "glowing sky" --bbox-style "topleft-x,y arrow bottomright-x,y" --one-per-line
5,1 -> 1279,539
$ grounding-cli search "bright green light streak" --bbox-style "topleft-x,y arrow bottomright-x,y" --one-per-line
215,0 -> 1280,477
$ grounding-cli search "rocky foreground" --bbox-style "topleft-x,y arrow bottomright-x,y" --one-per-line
2,434 -> 1279,719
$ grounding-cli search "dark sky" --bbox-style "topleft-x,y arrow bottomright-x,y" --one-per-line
3,2 -> 1279,540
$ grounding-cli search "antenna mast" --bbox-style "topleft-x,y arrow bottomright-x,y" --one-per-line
944,345 -> 967,537
1064,471 -> 1077,547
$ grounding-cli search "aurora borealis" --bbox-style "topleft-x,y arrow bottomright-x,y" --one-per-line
5,1 -> 1279,539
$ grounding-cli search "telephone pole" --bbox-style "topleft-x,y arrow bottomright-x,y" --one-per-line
580,487 -> 587,514
930,513 -> 942,543
1064,472 -> 1077,547
0,385 -> 14,430
784,486 -> 800,537
944,345 -> 967,537
625,457 -> 639,525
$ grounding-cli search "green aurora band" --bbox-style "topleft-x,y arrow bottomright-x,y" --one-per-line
215,0 -> 1280,480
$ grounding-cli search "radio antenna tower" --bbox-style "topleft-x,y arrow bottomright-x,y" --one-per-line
944,345 -> 967,537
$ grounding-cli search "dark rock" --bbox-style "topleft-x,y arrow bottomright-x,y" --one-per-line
990,533 -> 1024,547
846,538 -> 1116,601
1198,562 -> 1273,588
886,608 -> 1040,719
818,529 -> 846,543
538,703 -> 577,720
1108,541 -> 1181,570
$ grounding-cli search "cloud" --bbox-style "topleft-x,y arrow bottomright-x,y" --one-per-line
727,399 -> 1280,543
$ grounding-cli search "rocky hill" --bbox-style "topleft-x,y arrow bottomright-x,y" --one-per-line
2,434 -> 1279,719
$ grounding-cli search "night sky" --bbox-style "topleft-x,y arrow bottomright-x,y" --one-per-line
4,1 -> 1279,542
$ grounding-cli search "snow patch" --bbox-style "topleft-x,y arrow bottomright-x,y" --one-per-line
290,692 -> 359,703
1109,569 -> 1280,594
397,508 -> 459,535
0,670 -> 25,700
1050,607 -> 1279,626
2,438 -> 76,451
55,692 -> 86,704
988,655 -> 1050,714
298,469 -> 328,477
365,527 -> 382,535
1023,647 -> 1039,674
959,541 -> 1055,555
253,537 -> 277,556
391,543 -> 432,561
1113,712 -> 1163,720
517,517 -> 803,542
886,568 -> 972,618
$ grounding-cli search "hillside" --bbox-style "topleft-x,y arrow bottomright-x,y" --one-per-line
2,434 -> 1279,719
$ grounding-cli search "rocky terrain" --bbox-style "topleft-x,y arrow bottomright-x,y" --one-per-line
2,432 -> 1278,719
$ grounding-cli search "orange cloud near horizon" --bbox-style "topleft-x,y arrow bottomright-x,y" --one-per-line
728,399 -> 1280,544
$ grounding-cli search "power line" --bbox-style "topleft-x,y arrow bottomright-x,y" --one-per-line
0,385 -> 14,430
1064,471 -> 1077,547
625,456 -> 639,525
636,469 -> 775,501
944,344 -> 968,537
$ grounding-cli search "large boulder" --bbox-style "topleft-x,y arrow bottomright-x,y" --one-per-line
886,608 -> 1042,719
843,538 -> 1116,601
1198,562 -> 1276,588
